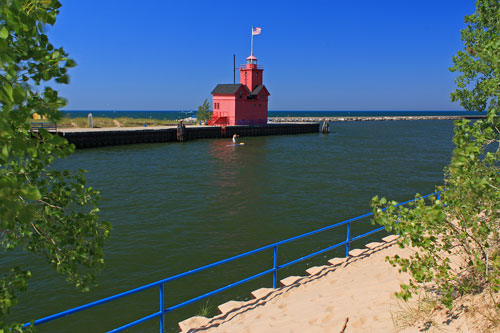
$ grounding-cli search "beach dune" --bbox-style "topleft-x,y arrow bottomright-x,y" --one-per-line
179,236 -> 417,332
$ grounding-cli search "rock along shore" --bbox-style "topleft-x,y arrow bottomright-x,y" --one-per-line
269,115 -> 485,122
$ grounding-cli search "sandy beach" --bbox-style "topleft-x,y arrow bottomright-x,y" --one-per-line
178,236 -> 477,333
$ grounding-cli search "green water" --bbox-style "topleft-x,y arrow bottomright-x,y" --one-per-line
6,120 -> 456,332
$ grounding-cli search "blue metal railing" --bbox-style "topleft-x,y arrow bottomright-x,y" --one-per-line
30,122 -> 57,131
23,190 -> 441,332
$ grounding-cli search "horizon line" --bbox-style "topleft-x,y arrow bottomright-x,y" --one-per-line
61,109 -> 468,112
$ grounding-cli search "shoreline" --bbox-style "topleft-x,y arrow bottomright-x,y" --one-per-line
32,115 -> 485,130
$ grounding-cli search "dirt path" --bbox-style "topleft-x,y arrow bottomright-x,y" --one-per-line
113,119 -> 121,127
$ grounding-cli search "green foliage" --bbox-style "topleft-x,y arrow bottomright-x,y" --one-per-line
0,0 -> 111,330
196,98 -> 210,122
371,0 -> 500,313
197,299 -> 212,318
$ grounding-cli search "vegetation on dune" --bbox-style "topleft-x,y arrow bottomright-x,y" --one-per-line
0,0 -> 111,331
54,116 -> 193,128
371,0 -> 500,325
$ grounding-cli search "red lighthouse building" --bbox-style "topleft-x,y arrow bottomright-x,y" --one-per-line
209,54 -> 270,126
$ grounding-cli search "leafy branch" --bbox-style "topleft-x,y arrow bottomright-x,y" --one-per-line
0,0 -> 111,330
371,0 -> 500,317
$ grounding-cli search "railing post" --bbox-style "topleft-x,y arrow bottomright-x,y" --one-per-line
273,246 -> 278,288
345,222 -> 351,257
159,284 -> 164,333
397,206 -> 401,236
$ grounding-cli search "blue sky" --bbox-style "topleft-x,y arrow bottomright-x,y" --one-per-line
49,0 -> 476,111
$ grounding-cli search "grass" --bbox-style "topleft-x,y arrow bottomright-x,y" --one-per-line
465,290 -> 500,332
55,117 -> 196,128
391,287 -> 500,332
391,291 -> 441,332
197,300 -> 213,318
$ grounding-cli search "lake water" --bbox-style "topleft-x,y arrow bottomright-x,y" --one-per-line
6,120 -> 457,332
61,110 -> 483,120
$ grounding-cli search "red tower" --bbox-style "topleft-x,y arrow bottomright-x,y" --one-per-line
240,55 -> 262,91
209,55 -> 270,126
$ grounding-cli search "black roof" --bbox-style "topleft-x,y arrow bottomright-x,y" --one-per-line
249,85 -> 269,97
211,84 -> 244,95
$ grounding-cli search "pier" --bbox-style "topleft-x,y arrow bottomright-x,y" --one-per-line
58,123 -> 320,149
50,115 -> 486,149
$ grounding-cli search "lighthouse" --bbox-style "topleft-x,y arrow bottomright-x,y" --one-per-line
209,27 -> 269,126
209,49 -> 270,126
209,54 -> 270,126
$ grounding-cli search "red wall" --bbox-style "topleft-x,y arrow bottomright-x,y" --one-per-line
213,92 -> 268,125
212,95 -> 236,124
235,92 -> 268,125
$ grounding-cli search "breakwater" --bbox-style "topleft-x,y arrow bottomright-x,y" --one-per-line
269,115 -> 485,122
58,123 -> 319,149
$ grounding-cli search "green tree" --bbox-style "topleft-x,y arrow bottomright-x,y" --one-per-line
0,0 -> 111,330
196,98 -> 210,123
371,0 -> 500,314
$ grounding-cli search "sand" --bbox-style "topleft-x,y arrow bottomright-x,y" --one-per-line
177,236 -> 483,332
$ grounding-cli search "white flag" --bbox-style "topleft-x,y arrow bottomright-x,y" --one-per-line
252,27 -> 262,35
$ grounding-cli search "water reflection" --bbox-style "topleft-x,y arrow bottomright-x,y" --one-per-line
207,139 -> 240,190
207,138 -> 267,218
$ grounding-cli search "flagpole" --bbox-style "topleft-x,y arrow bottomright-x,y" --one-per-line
250,26 -> 253,56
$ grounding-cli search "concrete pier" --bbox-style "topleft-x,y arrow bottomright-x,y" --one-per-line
58,123 -> 320,149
